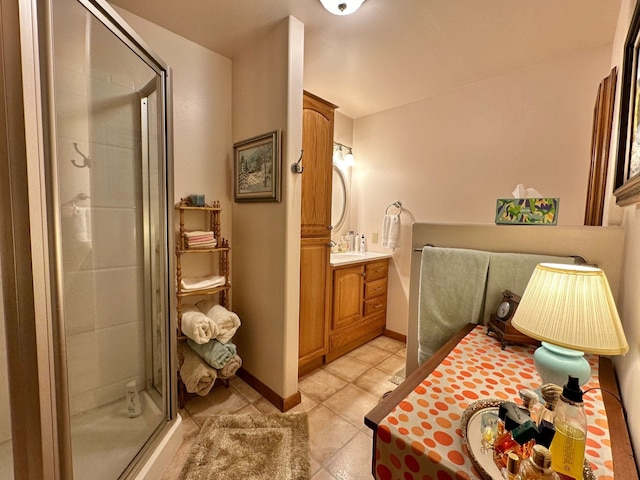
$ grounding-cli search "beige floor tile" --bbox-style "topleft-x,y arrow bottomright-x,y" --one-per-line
252,397 -> 282,414
324,430 -> 374,480
366,335 -> 405,353
396,346 -> 407,358
312,468 -> 337,480
322,384 -> 379,428
375,354 -> 405,375
346,343 -> 391,365
229,376 -> 262,403
234,404 -> 263,415
323,355 -> 371,382
310,456 -> 322,477
184,384 -> 249,421
287,393 -> 318,413
353,367 -> 397,399
299,368 -> 348,402
307,405 -> 359,464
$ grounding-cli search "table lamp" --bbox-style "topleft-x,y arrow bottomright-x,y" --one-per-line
511,263 -> 629,387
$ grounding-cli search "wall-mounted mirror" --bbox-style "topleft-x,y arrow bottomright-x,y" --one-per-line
331,163 -> 348,231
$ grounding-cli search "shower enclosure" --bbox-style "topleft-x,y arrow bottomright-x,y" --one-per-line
0,0 -> 176,478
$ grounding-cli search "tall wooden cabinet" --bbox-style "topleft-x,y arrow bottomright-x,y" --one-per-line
298,91 -> 337,376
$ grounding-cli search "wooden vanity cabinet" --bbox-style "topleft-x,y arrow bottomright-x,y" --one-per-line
327,259 -> 389,362
298,91 -> 336,376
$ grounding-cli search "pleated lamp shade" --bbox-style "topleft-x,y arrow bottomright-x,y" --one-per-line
511,263 -> 629,355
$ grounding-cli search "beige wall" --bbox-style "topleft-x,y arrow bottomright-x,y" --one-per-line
117,8 -> 233,228
345,45 -> 612,336
607,0 -> 640,462
231,17 -> 304,399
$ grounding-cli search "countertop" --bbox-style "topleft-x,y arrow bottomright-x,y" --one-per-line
329,251 -> 392,267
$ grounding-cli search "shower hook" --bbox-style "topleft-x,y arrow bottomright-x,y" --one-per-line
71,143 -> 91,168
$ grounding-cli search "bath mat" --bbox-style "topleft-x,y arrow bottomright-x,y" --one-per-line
389,367 -> 405,385
179,413 -> 310,480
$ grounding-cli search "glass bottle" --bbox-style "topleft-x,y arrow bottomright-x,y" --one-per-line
505,452 -> 520,480
519,389 -> 539,422
550,376 -> 587,480
517,444 -> 559,480
537,383 -> 563,427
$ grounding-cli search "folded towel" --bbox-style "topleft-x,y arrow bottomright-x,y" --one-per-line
187,338 -> 237,369
184,230 -> 214,239
418,247 -> 490,365
178,343 -> 217,396
483,252 -> 576,325
184,230 -> 217,249
180,274 -> 226,292
217,354 -> 242,379
180,305 -> 219,344
196,301 -> 241,344
382,214 -> 400,249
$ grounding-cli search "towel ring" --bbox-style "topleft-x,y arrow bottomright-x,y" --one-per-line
385,201 -> 402,215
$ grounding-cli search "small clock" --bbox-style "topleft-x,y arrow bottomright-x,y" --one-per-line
487,290 -> 539,349
495,291 -> 520,321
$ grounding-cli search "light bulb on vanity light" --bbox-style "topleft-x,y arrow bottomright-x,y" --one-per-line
511,263 -> 628,387
344,147 -> 354,166
320,0 -> 365,15
333,144 -> 344,163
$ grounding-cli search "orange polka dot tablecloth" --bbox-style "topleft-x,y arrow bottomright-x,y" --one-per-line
374,326 -> 612,480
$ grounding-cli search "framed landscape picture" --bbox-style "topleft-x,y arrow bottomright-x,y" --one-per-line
233,130 -> 281,202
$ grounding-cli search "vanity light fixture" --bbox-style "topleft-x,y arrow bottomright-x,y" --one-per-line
320,0 -> 365,16
333,142 -> 354,166
511,263 -> 628,387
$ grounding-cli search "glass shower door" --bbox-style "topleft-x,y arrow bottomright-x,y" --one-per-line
50,0 -> 172,477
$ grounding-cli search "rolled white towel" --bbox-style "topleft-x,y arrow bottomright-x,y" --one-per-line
196,300 -> 241,344
181,305 -> 219,344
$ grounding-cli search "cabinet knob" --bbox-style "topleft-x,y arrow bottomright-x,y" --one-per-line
327,225 -> 334,230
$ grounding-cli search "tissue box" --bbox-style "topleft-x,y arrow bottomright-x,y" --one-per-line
495,198 -> 559,225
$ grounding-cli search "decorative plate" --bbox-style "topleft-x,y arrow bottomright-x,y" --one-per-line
460,398 -> 596,480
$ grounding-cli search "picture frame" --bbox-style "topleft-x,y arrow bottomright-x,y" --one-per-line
585,68 -> 617,224
233,130 -> 281,202
614,1 -> 640,206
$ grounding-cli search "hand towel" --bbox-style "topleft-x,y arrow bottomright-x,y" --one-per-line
418,247 -> 490,365
483,252 -> 576,325
180,305 -> 219,344
382,214 -> 400,249
217,354 -> 242,379
180,274 -> 226,292
73,205 -> 92,243
196,300 -> 241,344
187,338 -> 237,369
178,343 -> 217,396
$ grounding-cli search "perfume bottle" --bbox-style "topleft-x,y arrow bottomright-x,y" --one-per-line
550,376 -> 587,480
519,389 -> 539,422
506,452 -> 520,480
493,402 -> 537,470
537,383 -> 563,427
517,444 -> 560,480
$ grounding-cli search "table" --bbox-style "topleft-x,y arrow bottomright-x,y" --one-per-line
365,324 -> 638,480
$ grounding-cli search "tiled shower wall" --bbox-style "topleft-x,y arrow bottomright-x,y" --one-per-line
57,48 -> 144,417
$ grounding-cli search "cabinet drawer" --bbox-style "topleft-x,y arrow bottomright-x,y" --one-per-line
365,260 -> 388,282
329,314 -> 386,351
364,294 -> 386,317
364,278 -> 387,299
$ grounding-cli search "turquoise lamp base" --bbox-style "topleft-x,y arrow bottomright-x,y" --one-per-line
533,342 -> 591,387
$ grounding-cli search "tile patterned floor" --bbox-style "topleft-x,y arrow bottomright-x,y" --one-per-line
159,335 -> 405,480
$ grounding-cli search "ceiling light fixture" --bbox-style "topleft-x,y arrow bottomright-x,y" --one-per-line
320,0 -> 365,16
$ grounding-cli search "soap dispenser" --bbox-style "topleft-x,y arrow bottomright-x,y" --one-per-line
360,234 -> 366,253
550,376 -> 587,480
